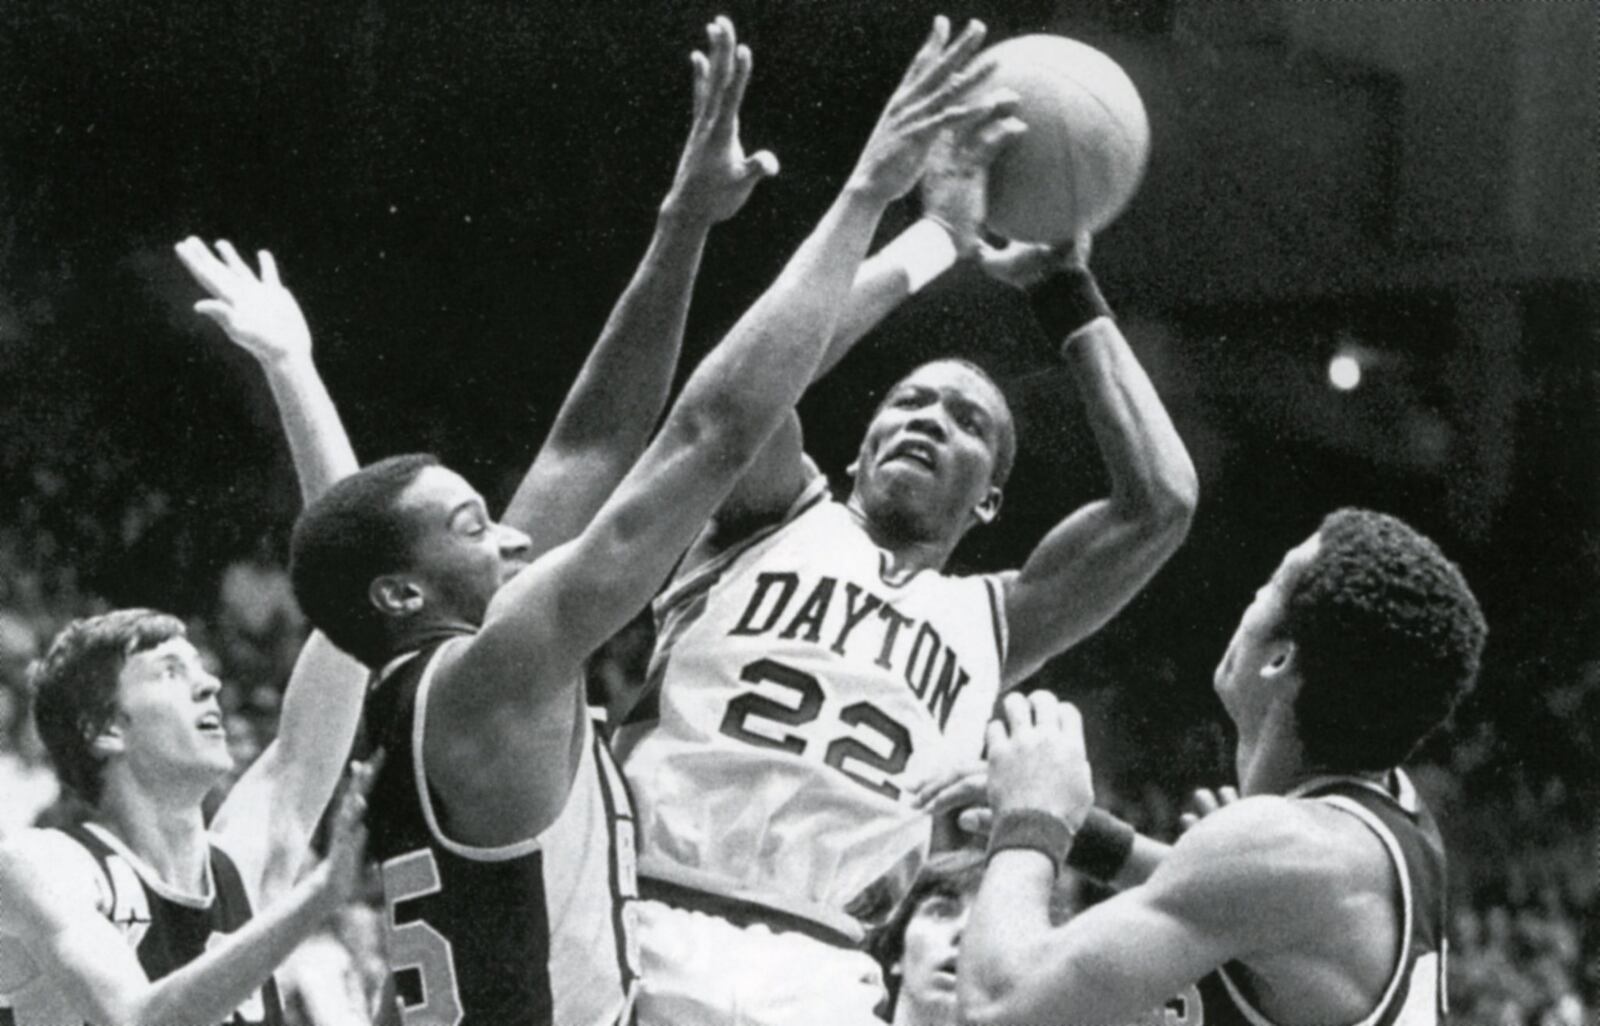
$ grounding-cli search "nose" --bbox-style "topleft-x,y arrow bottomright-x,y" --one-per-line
906,410 -> 949,442
197,672 -> 222,702
497,522 -> 533,560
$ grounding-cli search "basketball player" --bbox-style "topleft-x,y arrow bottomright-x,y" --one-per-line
286,17 -> 1006,1026
961,509 -> 1487,1026
0,239 -> 374,1025
613,35 -> 1197,1026
864,849 -> 984,1026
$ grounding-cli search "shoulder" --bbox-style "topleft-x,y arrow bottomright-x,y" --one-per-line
1143,797 -> 1373,943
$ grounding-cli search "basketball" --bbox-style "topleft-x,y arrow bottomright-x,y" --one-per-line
976,34 -> 1151,243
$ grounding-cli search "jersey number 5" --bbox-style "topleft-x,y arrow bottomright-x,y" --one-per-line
382,850 -> 464,1026
719,657 -> 913,799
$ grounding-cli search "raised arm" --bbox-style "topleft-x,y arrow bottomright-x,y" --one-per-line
994,242 -> 1198,685
175,239 -> 368,897
0,768 -> 370,1026
500,16 -> 778,560
691,93 -> 1027,552
426,16 -> 1007,844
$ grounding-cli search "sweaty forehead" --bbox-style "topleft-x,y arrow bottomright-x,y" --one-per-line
1272,532 -> 1323,592
119,636 -> 200,684
398,465 -> 483,518
892,361 -> 1010,418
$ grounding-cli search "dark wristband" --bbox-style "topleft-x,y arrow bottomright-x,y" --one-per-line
1064,807 -> 1136,883
986,809 -> 1075,874
1028,267 -> 1113,342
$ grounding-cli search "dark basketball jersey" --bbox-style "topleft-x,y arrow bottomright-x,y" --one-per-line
365,636 -> 639,1026
0,822 -> 283,1026
1179,771 -> 1448,1026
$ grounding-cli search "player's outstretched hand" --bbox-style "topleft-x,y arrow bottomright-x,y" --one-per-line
663,15 -> 779,225
920,112 -> 1028,257
1177,785 -> 1239,834
976,230 -> 1092,291
847,16 -> 1015,205
985,691 -> 1093,828
175,237 -> 312,367
308,753 -> 381,911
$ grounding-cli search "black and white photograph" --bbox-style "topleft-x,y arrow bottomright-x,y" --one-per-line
0,2 -> 1593,1024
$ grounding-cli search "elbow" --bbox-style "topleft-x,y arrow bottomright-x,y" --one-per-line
958,971 -> 1028,1026
1126,463 -> 1198,551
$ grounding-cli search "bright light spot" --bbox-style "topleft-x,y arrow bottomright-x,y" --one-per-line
1328,354 -> 1362,391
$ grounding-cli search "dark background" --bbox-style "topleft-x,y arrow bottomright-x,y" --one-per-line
0,0 -> 1594,798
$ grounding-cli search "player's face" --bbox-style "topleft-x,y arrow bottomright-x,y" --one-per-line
1213,532 -> 1322,720
395,466 -> 533,627
895,889 -> 972,1025
853,362 -> 1008,542
111,637 -> 233,789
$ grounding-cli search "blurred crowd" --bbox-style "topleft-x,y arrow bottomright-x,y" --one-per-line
0,467 -> 1593,1026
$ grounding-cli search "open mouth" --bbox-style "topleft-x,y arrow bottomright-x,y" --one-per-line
882,438 -> 939,472
196,711 -> 225,737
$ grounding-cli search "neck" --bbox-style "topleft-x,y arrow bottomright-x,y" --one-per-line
844,496 -> 960,577
1232,705 -> 1307,797
96,775 -> 212,893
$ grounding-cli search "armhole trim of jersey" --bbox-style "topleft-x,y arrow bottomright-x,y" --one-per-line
656,477 -> 830,617
983,575 -> 1008,670
411,636 -> 556,863
1217,796 -> 1415,1026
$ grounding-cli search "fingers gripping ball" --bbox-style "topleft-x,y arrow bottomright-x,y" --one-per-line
976,34 -> 1150,243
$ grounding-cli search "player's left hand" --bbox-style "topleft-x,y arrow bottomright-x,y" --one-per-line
175,237 -> 312,367
919,112 -> 1028,257
985,690 -> 1094,828
662,16 -> 779,226
913,760 -> 993,841
975,231 -> 1091,291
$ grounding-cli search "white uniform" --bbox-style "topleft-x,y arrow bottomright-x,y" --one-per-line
616,480 -> 1006,1025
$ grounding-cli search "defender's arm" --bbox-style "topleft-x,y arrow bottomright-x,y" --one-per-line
501,17 -> 778,560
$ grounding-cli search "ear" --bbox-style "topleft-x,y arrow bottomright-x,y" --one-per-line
1261,640 -> 1297,679
972,485 -> 1004,526
370,575 -> 425,618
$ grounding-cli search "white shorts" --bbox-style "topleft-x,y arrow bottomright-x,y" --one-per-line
634,898 -> 888,1026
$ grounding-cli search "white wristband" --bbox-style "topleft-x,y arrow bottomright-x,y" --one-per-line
880,218 -> 959,294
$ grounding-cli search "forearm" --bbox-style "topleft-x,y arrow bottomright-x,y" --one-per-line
121,874 -> 331,1025
268,634 -> 367,841
260,355 -> 359,505
503,210 -> 711,529
961,850 -> 1060,1023
671,185 -> 886,449
821,219 -> 957,379
1061,318 -> 1197,521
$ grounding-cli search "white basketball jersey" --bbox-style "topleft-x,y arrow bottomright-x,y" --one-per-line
616,482 -> 1006,936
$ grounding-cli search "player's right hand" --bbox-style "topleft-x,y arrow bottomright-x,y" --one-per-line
1178,785 -> 1239,834
975,231 -> 1091,291
847,17 -> 1014,205
662,16 -> 779,226
175,237 -> 312,367
984,690 -> 1094,828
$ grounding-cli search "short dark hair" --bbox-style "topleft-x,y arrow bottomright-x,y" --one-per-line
1286,509 -> 1487,772
31,609 -> 187,804
867,849 -> 986,1010
290,453 -> 439,666
882,359 -> 1018,489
